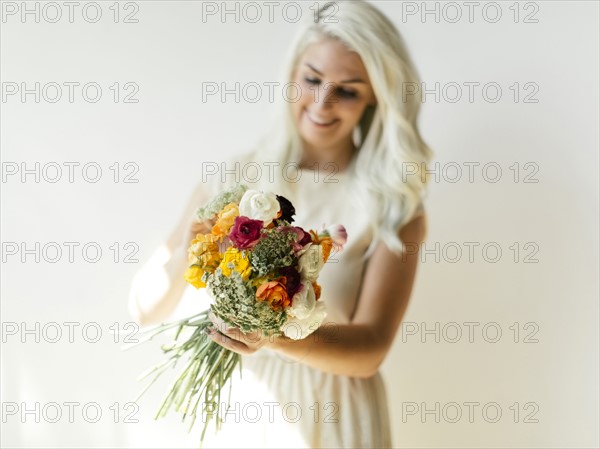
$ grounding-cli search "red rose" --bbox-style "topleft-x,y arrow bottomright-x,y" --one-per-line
229,216 -> 263,249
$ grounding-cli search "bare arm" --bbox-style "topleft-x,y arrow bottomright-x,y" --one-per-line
211,211 -> 428,378
128,183 -> 214,326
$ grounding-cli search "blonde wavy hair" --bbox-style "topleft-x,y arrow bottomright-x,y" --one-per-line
241,0 -> 433,258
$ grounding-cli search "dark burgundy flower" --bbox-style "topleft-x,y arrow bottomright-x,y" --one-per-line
279,226 -> 312,252
279,266 -> 302,297
229,216 -> 263,249
295,227 -> 312,247
276,195 -> 296,223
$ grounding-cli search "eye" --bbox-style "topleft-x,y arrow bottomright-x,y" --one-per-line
304,77 -> 320,85
336,88 -> 357,99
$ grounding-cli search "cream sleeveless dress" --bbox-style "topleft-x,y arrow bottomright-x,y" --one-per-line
198,165 -> 394,448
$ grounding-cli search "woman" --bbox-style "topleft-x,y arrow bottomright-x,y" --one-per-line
129,1 -> 433,447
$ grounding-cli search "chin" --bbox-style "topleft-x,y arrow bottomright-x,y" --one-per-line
301,134 -> 336,150
299,127 -> 340,145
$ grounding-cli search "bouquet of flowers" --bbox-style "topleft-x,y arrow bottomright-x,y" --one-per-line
134,184 -> 347,444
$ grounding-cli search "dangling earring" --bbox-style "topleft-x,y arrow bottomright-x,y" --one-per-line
355,104 -> 376,149
352,126 -> 361,149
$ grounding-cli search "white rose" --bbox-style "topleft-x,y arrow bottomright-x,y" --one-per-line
297,244 -> 324,281
282,301 -> 327,340
286,280 -> 316,320
238,189 -> 280,226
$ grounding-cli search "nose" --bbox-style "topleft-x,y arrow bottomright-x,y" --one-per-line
312,82 -> 338,110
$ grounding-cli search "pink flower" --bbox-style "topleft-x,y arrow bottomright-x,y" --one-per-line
280,226 -> 312,252
323,224 -> 348,250
229,216 -> 263,249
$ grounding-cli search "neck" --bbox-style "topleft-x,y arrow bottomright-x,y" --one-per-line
299,137 -> 356,173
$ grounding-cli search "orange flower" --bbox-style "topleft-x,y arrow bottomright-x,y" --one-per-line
309,230 -> 320,243
308,230 -> 333,263
256,280 -> 291,311
319,237 -> 333,262
211,203 -> 239,239
312,282 -> 321,300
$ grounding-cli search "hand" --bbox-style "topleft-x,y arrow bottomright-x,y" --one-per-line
184,215 -> 216,248
206,311 -> 273,355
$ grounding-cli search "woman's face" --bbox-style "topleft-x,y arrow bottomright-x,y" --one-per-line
291,38 -> 376,161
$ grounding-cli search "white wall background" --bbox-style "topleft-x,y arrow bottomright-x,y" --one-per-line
1,1 -> 598,447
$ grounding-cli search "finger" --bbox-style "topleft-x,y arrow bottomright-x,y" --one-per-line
208,312 -> 230,334
208,331 -> 251,354
226,328 -> 262,345
196,218 -> 217,228
223,327 -> 249,343
190,221 -> 214,236
194,220 -> 213,229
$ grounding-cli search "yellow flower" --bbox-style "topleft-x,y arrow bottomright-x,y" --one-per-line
188,233 -> 221,270
212,203 -> 239,239
219,247 -> 251,280
184,266 -> 206,289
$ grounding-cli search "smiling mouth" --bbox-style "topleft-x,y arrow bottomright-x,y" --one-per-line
306,111 -> 338,127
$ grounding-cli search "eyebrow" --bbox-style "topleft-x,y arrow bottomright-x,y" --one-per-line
305,63 -> 366,84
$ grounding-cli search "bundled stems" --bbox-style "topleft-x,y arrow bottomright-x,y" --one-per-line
131,309 -> 242,447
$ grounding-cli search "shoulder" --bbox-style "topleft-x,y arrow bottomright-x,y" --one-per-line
399,204 -> 427,244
